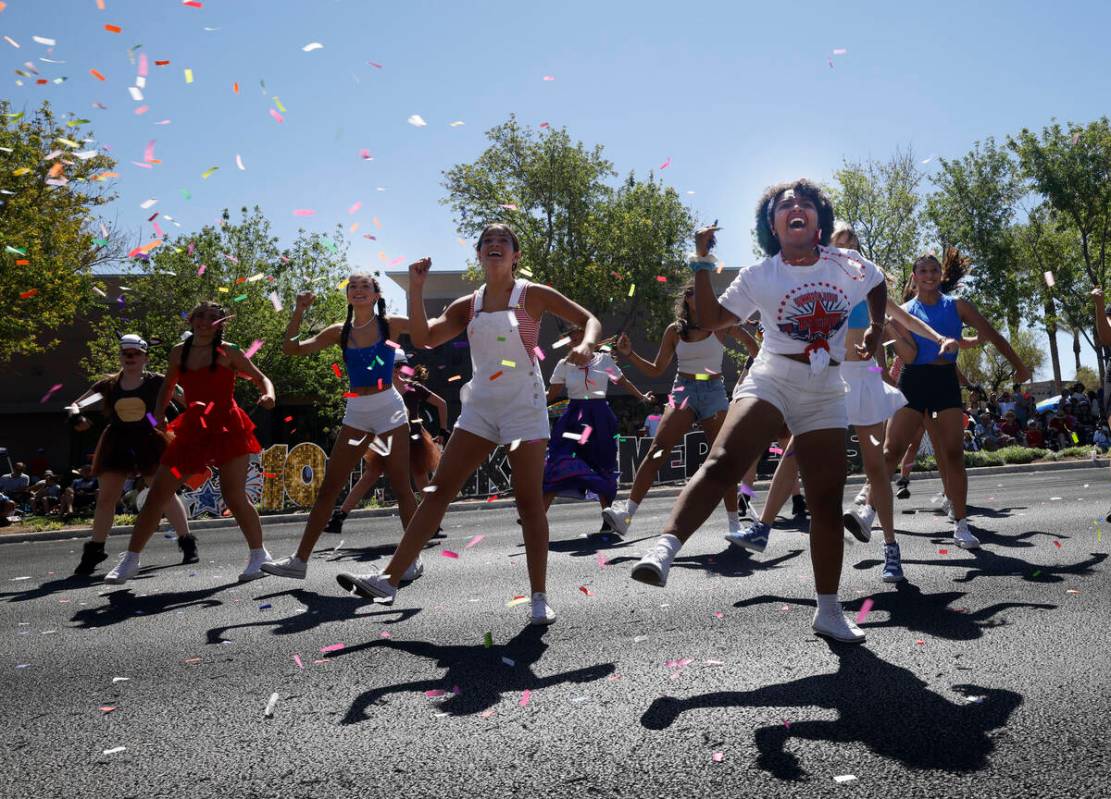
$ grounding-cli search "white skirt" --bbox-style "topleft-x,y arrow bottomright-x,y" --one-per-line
842,359 -> 907,427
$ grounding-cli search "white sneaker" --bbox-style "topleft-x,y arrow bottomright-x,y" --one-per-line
953,519 -> 980,549
601,501 -> 632,536
853,485 -> 869,507
401,556 -> 424,583
630,535 -> 680,587
104,552 -> 141,585
336,570 -> 397,604
239,549 -> 273,583
529,592 -> 556,625
812,609 -> 866,643
842,505 -> 875,543
260,556 -> 307,579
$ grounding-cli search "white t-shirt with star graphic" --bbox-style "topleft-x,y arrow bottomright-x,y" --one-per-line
549,351 -> 624,399
717,246 -> 884,362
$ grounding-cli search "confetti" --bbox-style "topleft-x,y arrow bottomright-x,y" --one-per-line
855,597 -> 874,624
519,689 -> 532,707
200,166 -> 218,179
542,75 -> 555,81
579,585 -> 593,596
20,289 -> 39,299
319,643 -> 345,654
441,550 -> 460,559
501,359 -> 516,368
331,363 -> 343,378
628,284 -> 636,298
553,336 -> 571,349
102,747 -> 126,756
302,42 -> 323,52
1044,271 -> 1055,288
90,68 -> 106,81
243,339 -> 264,358
489,370 -> 504,381
264,692 -> 279,717
407,114 -> 428,127
533,346 -> 545,361
506,596 -> 528,608
40,383 -> 62,403
464,535 -> 484,549
293,654 -> 303,669
659,157 -> 671,169
104,24 -> 122,33
292,209 -> 316,217
32,36 -> 57,46
184,68 -> 193,84
832,48 -> 848,55
98,706 -> 116,713
235,154 -> 246,171
712,752 -> 724,763
269,108 -> 283,124
833,775 -> 857,784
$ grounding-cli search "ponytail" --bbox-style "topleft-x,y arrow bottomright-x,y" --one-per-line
376,297 -> 389,344
180,332 -> 195,372
340,303 -> 354,352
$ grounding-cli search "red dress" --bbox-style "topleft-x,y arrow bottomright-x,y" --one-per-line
161,362 -> 261,476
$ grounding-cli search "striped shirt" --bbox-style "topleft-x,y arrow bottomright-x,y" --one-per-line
469,282 -> 541,361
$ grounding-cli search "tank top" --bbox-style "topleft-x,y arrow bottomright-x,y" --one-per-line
903,293 -> 962,365
344,339 -> 395,388
91,372 -> 164,426
178,362 -> 238,415
846,300 -> 870,330
675,331 -> 724,374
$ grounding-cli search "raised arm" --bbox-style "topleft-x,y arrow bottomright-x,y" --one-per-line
615,326 -> 678,378
406,258 -> 470,349
957,298 -> 1032,383
721,323 -> 760,358
422,387 -> 449,432
1092,289 -> 1111,346
527,284 -> 602,366
614,374 -> 655,404
282,291 -> 343,356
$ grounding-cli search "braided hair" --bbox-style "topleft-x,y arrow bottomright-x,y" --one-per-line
340,273 -> 389,352
674,281 -> 698,342
180,300 -> 226,372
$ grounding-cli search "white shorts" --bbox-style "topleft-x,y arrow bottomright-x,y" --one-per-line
455,387 -> 550,445
341,388 -> 408,434
841,359 -> 907,428
732,351 -> 848,436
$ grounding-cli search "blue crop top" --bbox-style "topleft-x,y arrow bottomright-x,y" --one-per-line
344,340 -> 395,388
846,301 -> 870,330
903,294 -> 961,365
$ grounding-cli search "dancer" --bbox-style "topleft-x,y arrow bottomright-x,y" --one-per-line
263,277 -> 421,581
322,350 -> 448,536
603,282 -> 760,538
627,180 -> 957,643
543,326 -> 655,526
1088,287 -> 1111,521
336,223 -> 602,625
104,302 -> 276,584
882,249 -> 1031,549
68,334 -> 197,576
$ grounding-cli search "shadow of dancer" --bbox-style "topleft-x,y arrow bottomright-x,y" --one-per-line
734,583 -> 1056,641
641,640 -> 1022,780
206,588 -> 419,644
854,550 -> 1107,585
337,625 -> 615,724
70,581 -> 241,629
606,547 -> 804,580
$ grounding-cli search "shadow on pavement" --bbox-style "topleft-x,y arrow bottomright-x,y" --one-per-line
336,625 -> 616,724
640,640 -> 1023,779
605,546 -> 804,579
0,562 -> 186,604
854,549 -> 1107,584
734,582 -> 1056,641
205,588 -> 419,644
70,581 -> 241,628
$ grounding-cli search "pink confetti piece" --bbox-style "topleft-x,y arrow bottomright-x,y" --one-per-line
596,553 -> 609,568
40,383 -> 63,403
379,631 -> 391,639
269,108 -> 284,124
533,346 -> 545,361
539,121 -> 550,129
713,611 -> 724,619
98,705 -> 117,713
855,597 -> 874,624
441,550 -> 459,559
293,654 -> 303,669
243,339 -> 264,359
832,48 -> 848,55
143,139 -> 156,162
915,639 -> 925,646
542,75 -> 555,81
348,200 -> 362,215
134,105 -> 149,116
712,752 -> 724,763
659,157 -> 671,169
359,148 -> 373,160
196,264 -> 206,276
319,643 -> 345,654
480,709 -> 496,718
578,425 -> 593,444
424,689 -> 445,698
292,209 -> 316,217
768,446 -> 783,455
519,689 -> 532,707
464,535 -> 484,549
938,548 -> 949,555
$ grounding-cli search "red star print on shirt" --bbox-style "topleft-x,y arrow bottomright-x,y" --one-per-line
776,283 -> 850,344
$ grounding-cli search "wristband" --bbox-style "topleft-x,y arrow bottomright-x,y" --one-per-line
686,253 -> 718,272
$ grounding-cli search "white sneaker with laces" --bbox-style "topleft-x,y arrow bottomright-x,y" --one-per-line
630,535 -> 681,587
601,501 -> 632,536
260,555 -> 307,579
842,504 -> 875,543
812,608 -> 867,643
529,592 -> 557,625
104,552 -> 141,585
953,518 -> 981,549
336,570 -> 398,603
239,549 -> 273,582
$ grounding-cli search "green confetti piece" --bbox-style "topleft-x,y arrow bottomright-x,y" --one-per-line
321,238 -> 337,253
373,356 -> 383,366
483,632 -> 493,648
92,238 -> 108,247
200,166 -> 219,180
5,245 -> 27,255
180,188 -> 192,200
232,294 -> 248,302
1031,570 -> 1041,578
497,336 -> 506,342
66,119 -> 91,128
3,112 -> 25,120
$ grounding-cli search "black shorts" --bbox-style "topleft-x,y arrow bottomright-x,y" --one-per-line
898,363 -> 962,415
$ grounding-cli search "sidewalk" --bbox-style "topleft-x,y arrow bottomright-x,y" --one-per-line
1,456 -> 1104,545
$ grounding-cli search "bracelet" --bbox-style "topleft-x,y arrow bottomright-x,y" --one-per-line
686,253 -> 718,272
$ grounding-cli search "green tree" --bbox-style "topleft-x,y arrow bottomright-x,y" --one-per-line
1074,365 -> 1099,391
441,116 -> 694,335
82,207 -> 355,437
958,327 -> 1046,393
925,138 -> 1028,333
829,146 -> 924,290
0,100 -> 122,362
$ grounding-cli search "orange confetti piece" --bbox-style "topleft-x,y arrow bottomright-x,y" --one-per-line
89,68 -> 106,81
19,289 -> 38,299
233,81 -> 239,94
104,24 -> 121,33
15,259 -> 29,266
154,59 -> 170,66
96,0 -> 105,8
331,363 -> 342,379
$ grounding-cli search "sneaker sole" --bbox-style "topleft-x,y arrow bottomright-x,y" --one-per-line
259,565 -> 307,579
237,571 -> 270,583
103,576 -> 129,585
723,534 -> 767,553
955,539 -> 981,550
812,625 -> 867,644
336,572 -> 396,602
842,513 -> 873,543
529,613 -> 557,626
882,573 -> 906,583
630,564 -> 665,587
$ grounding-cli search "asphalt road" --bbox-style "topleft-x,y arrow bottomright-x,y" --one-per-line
2,467 -> 1109,798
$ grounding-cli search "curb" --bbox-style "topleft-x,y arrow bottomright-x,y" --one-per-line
2,457 -> 1104,545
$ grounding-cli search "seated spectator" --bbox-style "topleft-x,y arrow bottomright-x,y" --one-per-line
61,465 -> 99,517
997,391 -> 1017,418
29,471 -> 63,516
963,429 -> 980,452
1025,419 -> 1045,449
976,413 -> 1004,451
1047,407 -> 1077,449
0,462 -> 31,505
121,476 -> 148,513
999,410 -> 1022,442
1094,425 -> 1111,452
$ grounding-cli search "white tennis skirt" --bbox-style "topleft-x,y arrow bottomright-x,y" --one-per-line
842,359 -> 907,427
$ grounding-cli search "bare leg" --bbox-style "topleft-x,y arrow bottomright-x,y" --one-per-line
509,441 -> 551,594
90,472 -> 127,544
924,409 -> 968,519
162,492 -> 191,539
628,404 -> 695,504
217,455 -> 264,550
792,429 -> 849,594
856,422 -> 895,543
757,436 -> 799,525
340,455 -> 384,514
125,465 -> 186,553
659,398 -> 781,544
380,426 -> 418,527
699,411 -> 739,514
380,429 -> 495,587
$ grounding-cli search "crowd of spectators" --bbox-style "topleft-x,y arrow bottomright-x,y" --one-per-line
962,382 -> 1108,453
0,455 -> 150,527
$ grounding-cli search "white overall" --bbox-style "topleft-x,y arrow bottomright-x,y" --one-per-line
454,279 -> 550,444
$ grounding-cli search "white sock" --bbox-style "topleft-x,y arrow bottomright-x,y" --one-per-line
121,551 -> 141,565
727,511 -> 741,533
247,548 -> 270,563
816,593 -> 841,615
626,500 -> 639,516
658,534 -> 682,555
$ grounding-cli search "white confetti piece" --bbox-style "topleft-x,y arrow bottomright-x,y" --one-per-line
33,36 -> 57,46
112,677 -> 130,682
236,154 -> 246,171
128,86 -> 143,102
140,198 -> 157,209
302,42 -> 324,52
264,692 -> 279,717
1044,271 -> 1055,288
833,775 -> 857,784
10,576 -> 32,581
102,746 -> 127,756
553,336 -> 571,349
449,121 -> 465,127
407,114 -> 428,127
501,656 -> 515,666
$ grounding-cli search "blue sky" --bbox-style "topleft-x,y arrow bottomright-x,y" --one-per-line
3,0 -> 1109,379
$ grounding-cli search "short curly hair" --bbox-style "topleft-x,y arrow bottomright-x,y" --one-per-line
754,178 -> 835,257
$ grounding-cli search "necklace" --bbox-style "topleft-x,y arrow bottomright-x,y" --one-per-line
351,314 -> 376,330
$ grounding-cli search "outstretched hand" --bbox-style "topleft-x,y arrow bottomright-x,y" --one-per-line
694,223 -> 721,257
